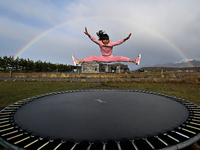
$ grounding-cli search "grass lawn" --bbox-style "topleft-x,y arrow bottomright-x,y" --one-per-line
0,81 -> 200,150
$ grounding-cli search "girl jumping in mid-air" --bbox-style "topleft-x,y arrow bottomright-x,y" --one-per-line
72,27 -> 141,66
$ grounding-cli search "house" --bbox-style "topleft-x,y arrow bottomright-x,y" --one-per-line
81,61 -> 129,73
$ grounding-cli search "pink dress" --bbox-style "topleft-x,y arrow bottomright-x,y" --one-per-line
84,36 -> 130,62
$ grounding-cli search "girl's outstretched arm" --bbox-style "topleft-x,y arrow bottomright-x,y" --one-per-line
112,33 -> 132,46
84,27 -> 101,45
123,33 -> 132,42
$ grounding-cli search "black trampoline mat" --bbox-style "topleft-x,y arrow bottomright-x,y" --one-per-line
14,90 -> 189,142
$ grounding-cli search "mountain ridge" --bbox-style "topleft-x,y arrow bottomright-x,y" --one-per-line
153,59 -> 200,68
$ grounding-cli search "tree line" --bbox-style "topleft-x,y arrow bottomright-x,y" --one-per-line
0,56 -> 72,72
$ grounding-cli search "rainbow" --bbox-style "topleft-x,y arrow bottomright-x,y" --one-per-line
14,17 -> 193,67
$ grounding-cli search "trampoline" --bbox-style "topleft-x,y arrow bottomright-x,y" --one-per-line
0,90 -> 200,150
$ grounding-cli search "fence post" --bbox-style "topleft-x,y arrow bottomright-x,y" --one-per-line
78,67 -> 80,74
161,68 -> 163,77
10,69 -> 12,77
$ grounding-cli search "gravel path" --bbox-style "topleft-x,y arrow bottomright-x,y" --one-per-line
0,77 -> 140,82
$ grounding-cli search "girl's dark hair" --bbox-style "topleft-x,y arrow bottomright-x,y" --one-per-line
96,30 -> 109,41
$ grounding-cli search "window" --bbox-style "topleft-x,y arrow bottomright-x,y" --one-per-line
82,65 -> 85,71
95,65 -> 97,71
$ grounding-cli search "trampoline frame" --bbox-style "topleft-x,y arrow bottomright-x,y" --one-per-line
0,89 -> 200,150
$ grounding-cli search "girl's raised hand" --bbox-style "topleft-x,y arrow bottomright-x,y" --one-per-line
84,27 -> 90,37
127,33 -> 132,39
124,33 -> 132,41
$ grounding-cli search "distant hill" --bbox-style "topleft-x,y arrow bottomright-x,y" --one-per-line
138,59 -> 200,72
154,59 -> 200,68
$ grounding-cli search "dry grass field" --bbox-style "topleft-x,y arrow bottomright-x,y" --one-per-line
0,71 -> 200,150
0,71 -> 200,83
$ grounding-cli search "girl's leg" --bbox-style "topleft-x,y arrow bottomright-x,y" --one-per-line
77,56 -> 103,64
78,55 -> 139,64
83,55 -> 105,62
105,56 -> 132,62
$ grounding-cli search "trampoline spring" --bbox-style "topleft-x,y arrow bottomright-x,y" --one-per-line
14,136 -> 30,144
70,142 -> 79,150
188,107 -> 198,109
189,109 -> 200,111
0,127 -> 14,133
39,137 -> 43,140
0,118 -> 9,121
9,106 -> 19,108
143,138 -> 155,149
24,139 -> 39,148
7,133 -> 23,140
17,101 -> 25,103
172,131 -> 190,139
0,115 -> 11,118
7,106 -> 16,108
0,112 -> 12,115
164,134 -> 179,143
185,103 -> 193,105
12,105 -> 21,107
37,141 -> 49,150
115,141 -> 122,150
1,109 -> 15,111
1,130 -> 18,136
61,140 -> 66,143
182,128 -> 196,134
193,111 -> 200,113
186,125 -> 200,130
130,140 -> 139,150
154,136 -> 168,146
190,122 -> 200,126
54,143 -> 62,150
192,117 -> 200,120
192,119 -> 200,122
102,142 -> 107,150
87,142 -> 94,150
0,120 -> 9,124
0,124 -> 10,128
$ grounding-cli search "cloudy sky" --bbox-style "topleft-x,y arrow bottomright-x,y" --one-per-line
0,0 -> 200,70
